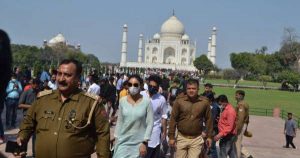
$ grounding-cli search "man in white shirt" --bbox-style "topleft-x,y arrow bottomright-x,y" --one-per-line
87,75 -> 100,95
145,75 -> 168,158
48,73 -> 57,90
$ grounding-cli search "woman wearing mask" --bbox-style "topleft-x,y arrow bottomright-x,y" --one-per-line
113,74 -> 154,158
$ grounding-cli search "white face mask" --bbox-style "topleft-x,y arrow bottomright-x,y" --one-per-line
129,87 -> 140,95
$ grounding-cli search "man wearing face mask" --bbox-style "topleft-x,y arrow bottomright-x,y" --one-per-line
143,75 -> 168,158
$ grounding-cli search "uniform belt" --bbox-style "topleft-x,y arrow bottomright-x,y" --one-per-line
179,132 -> 202,139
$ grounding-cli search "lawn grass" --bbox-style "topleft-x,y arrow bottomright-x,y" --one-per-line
207,86 -> 300,117
205,79 -> 281,88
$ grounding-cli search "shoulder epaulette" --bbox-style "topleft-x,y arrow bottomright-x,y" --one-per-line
84,92 -> 99,101
37,90 -> 53,98
199,96 -> 209,101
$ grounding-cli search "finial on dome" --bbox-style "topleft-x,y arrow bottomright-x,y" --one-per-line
172,9 -> 175,16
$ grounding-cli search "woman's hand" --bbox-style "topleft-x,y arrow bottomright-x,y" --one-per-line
139,143 -> 147,157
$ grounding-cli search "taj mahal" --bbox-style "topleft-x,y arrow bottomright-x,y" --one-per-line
119,13 -> 217,72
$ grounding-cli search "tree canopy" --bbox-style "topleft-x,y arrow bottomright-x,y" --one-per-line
11,44 -> 101,77
229,28 -> 300,90
193,55 -> 214,75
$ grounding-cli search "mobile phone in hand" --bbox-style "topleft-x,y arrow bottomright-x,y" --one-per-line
5,140 -> 27,153
5,141 -> 19,153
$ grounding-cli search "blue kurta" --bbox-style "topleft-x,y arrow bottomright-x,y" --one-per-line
113,96 -> 154,158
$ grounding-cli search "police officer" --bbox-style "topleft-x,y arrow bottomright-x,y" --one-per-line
235,90 -> 253,158
168,78 -> 213,158
17,59 -> 110,158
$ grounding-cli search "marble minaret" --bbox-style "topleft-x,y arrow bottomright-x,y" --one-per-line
207,37 -> 212,61
210,27 -> 217,65
120,24 -> 128,67
137,34 -> 143,63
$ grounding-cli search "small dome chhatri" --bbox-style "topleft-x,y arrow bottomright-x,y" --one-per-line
182,34 -> 189,40
49,33 -> 66,44
153,33 -> 160,39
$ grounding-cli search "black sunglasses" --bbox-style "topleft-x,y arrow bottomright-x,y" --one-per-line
128,82 -> 139,87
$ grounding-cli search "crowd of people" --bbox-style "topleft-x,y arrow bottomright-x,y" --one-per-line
0,29 -> 297,158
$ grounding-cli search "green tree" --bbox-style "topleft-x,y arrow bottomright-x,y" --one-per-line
277,70 -> 300,91
193,55 -> 214,76
230,52 -> 253,78
250,54 -> 267,76
255,46 -> 268,54
258,75 -> 272,89
11,44 -> 102,78
264,53 -> 285,76
87,54 -> 101,70
222,68 -> 241,88
11,44 -> 40,66
278,28 -> 300,70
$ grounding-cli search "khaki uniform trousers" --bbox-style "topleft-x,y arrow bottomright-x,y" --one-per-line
176,133 -> 204,158
236,124 -> 251,158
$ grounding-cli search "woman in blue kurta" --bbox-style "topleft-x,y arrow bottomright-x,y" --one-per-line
113,75 -> 154,158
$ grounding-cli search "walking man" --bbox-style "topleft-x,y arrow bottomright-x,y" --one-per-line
145,75 -> 168,158
5,73 -> 23,128
284,112 -> 297,149
215,95 -> 237,158
235,90 -> 253,158
18,79 -> 40,157
168,78 -> 213,158
203,92 -> 220,158
17,59 -> 110,158
87,75 -> 100,95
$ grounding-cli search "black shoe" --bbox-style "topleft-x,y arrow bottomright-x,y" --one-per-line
283,145 -> 289,148
248,155 -> 253,158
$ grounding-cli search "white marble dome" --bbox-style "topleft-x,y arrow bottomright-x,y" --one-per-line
153,33 -> 160,39
49,34 -> 66,44
182,34 -> 189,40
160,16 -> 185,35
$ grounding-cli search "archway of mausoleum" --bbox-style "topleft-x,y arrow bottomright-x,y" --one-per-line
163,47 -> 176,64
152,56 -> 157,63
152,47 -> 158,55
181,58 -> 187,65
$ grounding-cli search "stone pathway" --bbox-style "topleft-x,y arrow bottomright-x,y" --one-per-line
243,115 -> 300,158
0,113 -> 299,158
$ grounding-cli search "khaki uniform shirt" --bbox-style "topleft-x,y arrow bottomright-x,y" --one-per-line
235,100 -> 249,134
18,89 -> 110,158
168,95 -> 213,140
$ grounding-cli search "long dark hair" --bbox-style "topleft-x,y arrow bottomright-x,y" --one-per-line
0,29 -> 13,102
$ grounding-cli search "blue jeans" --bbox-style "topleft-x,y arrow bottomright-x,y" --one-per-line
219,134 -> 237,158
5,98 -> 19,127
209,140 -> 218,158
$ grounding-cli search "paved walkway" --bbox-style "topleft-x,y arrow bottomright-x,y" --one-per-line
0,114 -> 299,158
242,115 -> 300,158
